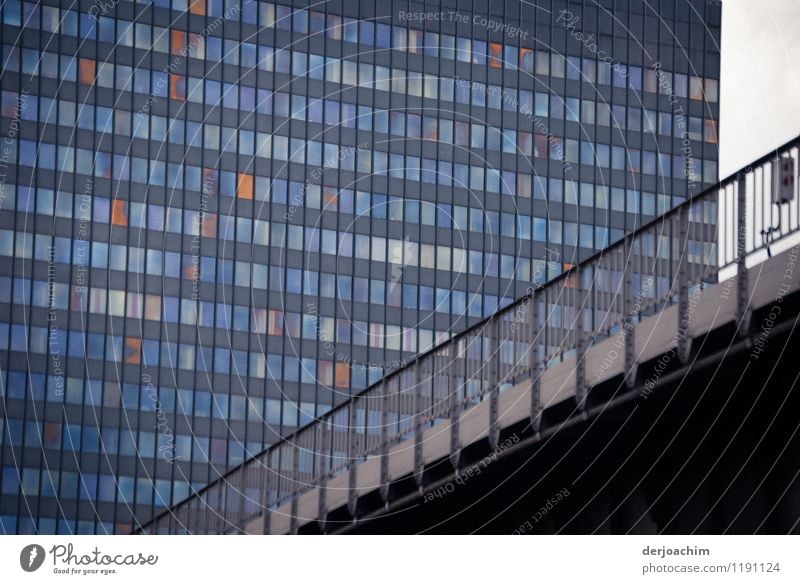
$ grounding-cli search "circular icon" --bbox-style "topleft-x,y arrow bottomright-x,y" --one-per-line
19,544 -> 46,572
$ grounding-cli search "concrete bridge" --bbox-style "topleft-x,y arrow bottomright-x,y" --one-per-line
139,135 -> 800,535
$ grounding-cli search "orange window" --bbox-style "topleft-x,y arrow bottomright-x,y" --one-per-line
704,120 -> 718,144
171,30 -> 187,56
690,76 -> 704,100
318,361 -> 333,386
563,264 -> 577,288
237,173 -> 254,199
335,363 -> 350,388
183,261 -> 199,280
111,200 -> 127,226
79,58 -> 96,85
489,43 -> 503,68
704,78 -> 719,103
202,212 -> 217,237
252,308 -> 267,334
534,134 -> 548,158
520,48 -> 534,74
144,295 -> 161,321
44,422 -> 61,448
423,118 -> 438,140
519,132 -> 533,156
408,29 -> 422,54
188,0 -> 205,15
268,310 -> 283,335
323,186 -> 338,206
70,287 -> 86,311
169,74 -> 185,101
124,338 -> 142,365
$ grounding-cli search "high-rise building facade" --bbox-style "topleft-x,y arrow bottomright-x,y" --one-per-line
0,0 -> 720,534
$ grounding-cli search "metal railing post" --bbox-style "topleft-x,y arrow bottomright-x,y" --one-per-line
201,491 -> 210,535
289,442 -> 299,534
413,360 -> 424,486
317,422 -> 329,532
449,337 -> 462,469
488,316 -> 500,448
261,460 -> 272,535
678,208 -> 692,363
234,469 -> 244,533
737,171 -> 752,335
575,267 -> 587,411
624,238 -> 637,388
347,403 -> 358,517
379,380 -> 390,501
217,490 -> 226,535
530,293 -> 542,431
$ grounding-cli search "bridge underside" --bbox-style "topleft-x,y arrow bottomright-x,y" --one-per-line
304,292 -> 800,535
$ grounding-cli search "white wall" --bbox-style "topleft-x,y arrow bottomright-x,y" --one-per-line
720,0 -> 800,176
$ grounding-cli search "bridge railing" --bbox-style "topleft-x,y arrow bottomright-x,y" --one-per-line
139,135 -> 800,534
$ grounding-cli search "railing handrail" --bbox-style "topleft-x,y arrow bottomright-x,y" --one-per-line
139,132 -> 800,533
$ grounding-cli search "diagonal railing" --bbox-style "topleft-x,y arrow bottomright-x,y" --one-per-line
139,134 -> 800,534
